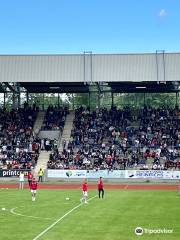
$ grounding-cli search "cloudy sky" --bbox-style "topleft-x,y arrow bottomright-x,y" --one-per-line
0,0 -> 179,54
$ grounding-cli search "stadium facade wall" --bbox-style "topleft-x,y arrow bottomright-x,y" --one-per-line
0,53 -> 180,82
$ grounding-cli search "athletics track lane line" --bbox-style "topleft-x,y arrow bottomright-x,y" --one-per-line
32,195 -> 97,240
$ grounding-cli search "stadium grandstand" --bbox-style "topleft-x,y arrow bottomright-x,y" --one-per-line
1,52 -> 180,177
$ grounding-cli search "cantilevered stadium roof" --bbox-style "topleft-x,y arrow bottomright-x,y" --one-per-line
0,52 -> 180,93
0,52 -> 180,83
16,81 -> 179,93
20,82 -> 89,93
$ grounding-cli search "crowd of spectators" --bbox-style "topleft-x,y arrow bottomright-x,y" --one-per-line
0,104 -> 40,170
41,138 -> 58,151
48,105 -> 180,171
41,105 -> 68,131
138,105 -> 180,170
1,102 -> 180,171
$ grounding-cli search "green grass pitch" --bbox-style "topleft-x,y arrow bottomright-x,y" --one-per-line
0,188 -> 179,240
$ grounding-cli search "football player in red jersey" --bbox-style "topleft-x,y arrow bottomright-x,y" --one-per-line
80,178 -> 88,204
98,177 -> 104,198
30,178 -> 38,201
28,171 -> 33,187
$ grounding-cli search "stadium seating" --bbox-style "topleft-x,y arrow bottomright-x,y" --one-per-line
47,105 -> 180,170
41,105 -> 68,131
0,106 -> 40,170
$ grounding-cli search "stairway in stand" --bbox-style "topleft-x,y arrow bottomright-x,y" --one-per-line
34,150 -> 50,179
33,111 -> 45,136
33,111 -> 48,179
59,111 -> 75,152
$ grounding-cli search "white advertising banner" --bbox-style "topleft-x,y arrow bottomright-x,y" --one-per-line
126,170 -> 180,179
47,169 -> 180,179
126,170 -> 164,179
162,171 -> 180,180
47,170 -> 125,179
47,170 -> 87,179
86,170 -> 126,179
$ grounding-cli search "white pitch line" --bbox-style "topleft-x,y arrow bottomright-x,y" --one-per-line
32,195 -> 97,240
10,207 -> 52,220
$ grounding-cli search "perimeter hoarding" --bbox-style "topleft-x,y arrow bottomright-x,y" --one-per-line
126,170 -> 180,179
47,170 -> 180,179
47,170 -> 126,179
0,169 -> 30,177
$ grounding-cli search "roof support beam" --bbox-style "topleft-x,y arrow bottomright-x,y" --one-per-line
3,82 -> 18,93
0,83 -> 6,92
96,82 -> 103,93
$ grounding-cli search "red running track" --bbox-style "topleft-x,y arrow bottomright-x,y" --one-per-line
0,183 -> 178,190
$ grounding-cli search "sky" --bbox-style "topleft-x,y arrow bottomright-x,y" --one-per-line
0,0 -> 179,54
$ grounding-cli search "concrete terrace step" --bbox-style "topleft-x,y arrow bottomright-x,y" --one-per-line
34,150 -> 50,178
59,111 -> 75,152
33,111 -> 45,134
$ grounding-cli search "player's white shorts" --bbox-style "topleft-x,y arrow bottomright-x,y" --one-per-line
31,190 -> 37,194
83,191 -> 88,197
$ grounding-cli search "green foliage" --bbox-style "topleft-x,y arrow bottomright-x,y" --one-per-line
71,92 -> 178,110
73,93 -> 89,108
28,93 -> 69,110
1,91 -> 179,110
145,93 -> 176,108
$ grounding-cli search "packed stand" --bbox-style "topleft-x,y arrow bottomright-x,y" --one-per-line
0,104 -> 40,170
41,138 -> 58,152
48,105 -> 180,171
41,105 -> 68,131
138,106 -> 180,170
48,106 -> 139,170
